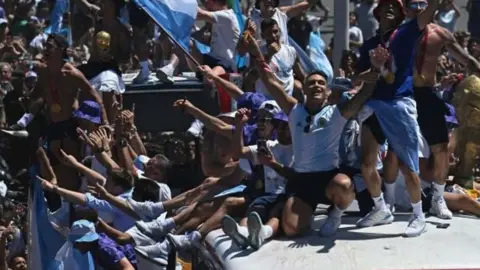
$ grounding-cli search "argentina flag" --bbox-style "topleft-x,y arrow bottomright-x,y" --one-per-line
132,0 -> 198,51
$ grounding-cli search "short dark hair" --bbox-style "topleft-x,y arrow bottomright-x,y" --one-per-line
305,70 -> 329,84
255,0 -> 279,10
261,18 -> 279,33
110,168 -> 135,190
152,154 -> 171,172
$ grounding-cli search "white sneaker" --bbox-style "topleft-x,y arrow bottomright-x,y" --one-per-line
404,215 -> 427,237
136,220 -> 170,241
319,213 -> 342,237
356,207 -> 394,228
135,241 -> 170,265
156,64 -> 175,83
247,212 -> 265,250
429,197 -> 453,219
222,215 -> 248,249
387,203 -> 396,214
167,232 -> 199,251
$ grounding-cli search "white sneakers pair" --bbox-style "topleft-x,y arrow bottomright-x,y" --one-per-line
357,197 -> 452,237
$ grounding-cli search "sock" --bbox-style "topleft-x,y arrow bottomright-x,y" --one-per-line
17,113 -> 34,128
384,182 -> 396,204
161,218 -> 176,231
261,225 -> 273,239
372,193 -> 387,210
237,225 -> 248,238
330,205 -> 345,218
432,182 -> 446,200
411,201 -> 425,219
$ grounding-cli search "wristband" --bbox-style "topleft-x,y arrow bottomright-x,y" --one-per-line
17,113 -> 34,128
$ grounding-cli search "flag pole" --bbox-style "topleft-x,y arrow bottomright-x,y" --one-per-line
132,1 -> 201,67
156,23 -> 201,67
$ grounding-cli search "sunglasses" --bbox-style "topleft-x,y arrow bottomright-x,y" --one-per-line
408,1 -> 428,9
303,115 -> 312,133
257,117 -> 272,124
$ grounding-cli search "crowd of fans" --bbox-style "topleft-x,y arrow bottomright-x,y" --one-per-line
0,0 -> 477,269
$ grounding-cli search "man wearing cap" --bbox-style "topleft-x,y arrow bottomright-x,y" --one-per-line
379,0 -> 480,221
17,34 -> 107,191
355,0 -> 439,237
244,33 -> 383,237
220,108 -> 293,250
65,219 -> 137,270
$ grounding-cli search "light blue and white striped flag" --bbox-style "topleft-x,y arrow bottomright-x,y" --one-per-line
132,0 -> 198,51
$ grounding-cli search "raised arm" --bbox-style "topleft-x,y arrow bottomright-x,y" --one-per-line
198,65 -> 244,100
440,27 -> 480,76
338,46 -> 385,119
92,183 -> 141,220
96,218 -> 135,245
63,64 -> 109,125
280,0 -> 314,18
173,99 -> 234,138
197,8 -> 215,24
245,34 -> 297,114
232,109 -> 254,159
39,176 -> 87,205
59,149 -> 107,186
418,0 -> 440,30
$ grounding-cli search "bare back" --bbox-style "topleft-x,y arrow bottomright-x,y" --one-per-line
414,24 -> 449,87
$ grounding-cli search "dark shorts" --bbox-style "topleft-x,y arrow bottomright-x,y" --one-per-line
363,114 -> 387,145
285,169 -> 339,211
248,193 -> 286,222
128,2 -> 150,28
202,54 -> 233,73
414,87 -> 449,146
46,118 -> 79,166
46,118 -> 79,143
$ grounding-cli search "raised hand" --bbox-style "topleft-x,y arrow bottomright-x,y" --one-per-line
173,99 -> 193,111
59,149 -> 78,167
369,45 -> 389,69
257,146 -> 275,166
88,183 -> 109,199
77,127 -> 95,148
234,108 -> 250,125
244,32 -> 262,58
88,131 -> 104,152
37,175 -> 55,192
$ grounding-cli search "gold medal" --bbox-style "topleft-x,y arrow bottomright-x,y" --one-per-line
51,103 -> 62,113
413,72 -> 426,87
384,72 -> 395,84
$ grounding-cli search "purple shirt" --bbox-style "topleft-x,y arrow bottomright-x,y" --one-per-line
91,233 -> 137,269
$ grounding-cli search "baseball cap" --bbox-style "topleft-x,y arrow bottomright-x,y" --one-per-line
273,112 -> 288,123
68,220 -> 99,243
259,100 -> 281,115
0,18 -> 7,26
72,100 -> 102,124
237,92 -> 268,111
25,71 -> 37,78
330,77 -> 353,92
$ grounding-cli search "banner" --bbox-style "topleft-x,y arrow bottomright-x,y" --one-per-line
132,0 -> 198,51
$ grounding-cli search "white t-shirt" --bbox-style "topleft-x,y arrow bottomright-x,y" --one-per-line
250,8 -> 289,46
289,103 -> 347,172
209,9 -> 242,70
89,70 -> 126,94
239,140 -> 293,194
255,44 -> 296,97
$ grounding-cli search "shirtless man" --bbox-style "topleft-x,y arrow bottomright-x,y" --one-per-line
31,34 -> 107,190
383,0 -> 480,220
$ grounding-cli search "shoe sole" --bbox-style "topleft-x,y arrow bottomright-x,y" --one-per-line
357,213 -> 394,228
222,216 -> 248,249
1,130 -> 28,138
156,70 -> 174,84
429,208 -> 453,220
247,212 -> 263,250
403,224 -> 427,238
